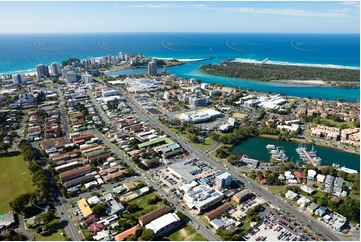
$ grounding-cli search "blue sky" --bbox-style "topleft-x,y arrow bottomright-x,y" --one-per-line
0,1 -> 359,33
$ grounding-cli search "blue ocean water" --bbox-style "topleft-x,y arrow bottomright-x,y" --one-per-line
0,33 -> 359,101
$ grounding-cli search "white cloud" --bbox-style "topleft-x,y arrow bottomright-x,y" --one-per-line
341,1 -> 360,7
115,3 -> 350,17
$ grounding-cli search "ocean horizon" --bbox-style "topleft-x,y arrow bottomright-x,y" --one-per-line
0,33 -> 359,101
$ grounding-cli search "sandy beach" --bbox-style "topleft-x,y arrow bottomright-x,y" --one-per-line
270,79 -> 332,87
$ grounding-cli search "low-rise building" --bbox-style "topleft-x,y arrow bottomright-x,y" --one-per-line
114,225 -> 140,241
232,189 -> 253,204
205,202 -> 232,221
145,213 -> 181,237
139,206 -> 170,227
183,185 -> 223,213
296,196 -> 311,207
77,198 -> 93,219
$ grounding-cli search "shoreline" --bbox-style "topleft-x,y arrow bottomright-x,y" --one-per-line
259,134 -> 360,155
269,79 -> 332,87
231,58 -> 360,70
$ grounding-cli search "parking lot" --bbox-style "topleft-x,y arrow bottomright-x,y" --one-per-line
251,207 -> 318,241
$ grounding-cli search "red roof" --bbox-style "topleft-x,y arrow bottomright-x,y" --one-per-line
294,171 -> 306,179
88,222 -> 104,232
261,178 -> 267,185
114,225 -> 140,241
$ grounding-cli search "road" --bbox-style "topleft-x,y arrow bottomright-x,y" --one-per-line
102,81 -> 342,241
57,90 -> 69,137
87,90 -> 112,126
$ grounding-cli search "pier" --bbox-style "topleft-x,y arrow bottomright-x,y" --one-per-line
300,148 -> 317,167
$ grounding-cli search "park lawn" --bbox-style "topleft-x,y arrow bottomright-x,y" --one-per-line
166,225 -> 206,241
127,193 -> 163,218
192,138 -> 216,151
0,155 -> 34,213
268,186 -> 286,195
233,112 -> 247,119
170,128 -> 216,151
35,231 -> 66,241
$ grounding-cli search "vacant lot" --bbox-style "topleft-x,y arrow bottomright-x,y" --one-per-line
166,225 -> 206,241
0,155 -> 34,213
127,193 -> 164,218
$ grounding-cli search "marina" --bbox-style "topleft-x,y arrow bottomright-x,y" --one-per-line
231,137 -> 360,172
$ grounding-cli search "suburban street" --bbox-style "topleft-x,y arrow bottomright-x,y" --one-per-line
103,81 -> 343,241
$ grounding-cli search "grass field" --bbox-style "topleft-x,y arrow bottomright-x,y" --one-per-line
0,155 -> 34,213
166,225 -> 206,241
127,193 -> 164,218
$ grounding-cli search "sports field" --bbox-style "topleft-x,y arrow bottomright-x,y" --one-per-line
0,155 -> 34,213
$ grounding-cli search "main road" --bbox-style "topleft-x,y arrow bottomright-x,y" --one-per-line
101,81 -> 342,241
92,128 -> 219,241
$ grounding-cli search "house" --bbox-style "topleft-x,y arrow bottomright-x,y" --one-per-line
316,174 -> 326,183
139,206 -> 170,227
325,175 -> 335,186
84,215 -> 100,226
285,190 -> 298,200
294,171 -> 306,180
300,185 -> 314,194
334,177 -> 344,187
333,187 -> 343,197
114,225 -> 140,241
315,206 -> 327,217
261,178 -> 267,185
88,222 -> 105,232
205,202 -> 232,221
307,202 -> 319,213
232,189 -> 253,204
92,230 -> 110,241
307,170 -> 317,180
296,196 -> 311,208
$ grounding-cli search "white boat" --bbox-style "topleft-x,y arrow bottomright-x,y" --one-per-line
266,144 -> 276,150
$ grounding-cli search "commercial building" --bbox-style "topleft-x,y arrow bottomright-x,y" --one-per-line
148,60 -> 157,75
145,213 -> 181,237
179,109 -> 222,123
36,64 -> 50,78
183,185 -> 223,212
232,189 -> 253,204
215,172 -> 232,189
168,161 -> 201,183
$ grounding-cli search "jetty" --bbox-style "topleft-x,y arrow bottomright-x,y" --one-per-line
300,148 -> 318,167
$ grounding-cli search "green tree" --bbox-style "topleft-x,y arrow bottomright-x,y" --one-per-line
9,193 -> 32,214
141,229 -> 155,240
126,203 -> 140,213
